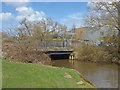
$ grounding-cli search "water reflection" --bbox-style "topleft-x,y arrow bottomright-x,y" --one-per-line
51,60 -> 118,88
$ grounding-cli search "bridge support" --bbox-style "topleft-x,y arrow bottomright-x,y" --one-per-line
69,53 -> 75,60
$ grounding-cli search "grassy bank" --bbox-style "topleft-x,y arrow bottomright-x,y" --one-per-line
2,58 -> 94,88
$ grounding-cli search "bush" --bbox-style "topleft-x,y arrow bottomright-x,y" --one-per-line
75,42 -> 119,63
2,43 -> 51,65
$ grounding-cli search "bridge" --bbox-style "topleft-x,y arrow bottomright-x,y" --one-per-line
39,40 -> 86,60
43,51 -> 73,60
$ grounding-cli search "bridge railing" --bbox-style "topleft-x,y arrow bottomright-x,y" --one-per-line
36,40 -> 73,48
32,40 -> 90,51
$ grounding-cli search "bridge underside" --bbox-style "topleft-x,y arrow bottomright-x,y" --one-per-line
50,54 -> 70,60
43,51 -> 72,60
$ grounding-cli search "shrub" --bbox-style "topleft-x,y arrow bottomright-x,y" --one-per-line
2,43 -> 51,65
75,42 -> 119,63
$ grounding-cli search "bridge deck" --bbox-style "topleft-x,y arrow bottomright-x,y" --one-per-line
48,53 -> 71,55
43,51 -> 73,54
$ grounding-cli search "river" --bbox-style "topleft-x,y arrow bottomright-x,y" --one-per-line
51,60 -> 118,88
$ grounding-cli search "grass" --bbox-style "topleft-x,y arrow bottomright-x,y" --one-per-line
2,58 -> 94,88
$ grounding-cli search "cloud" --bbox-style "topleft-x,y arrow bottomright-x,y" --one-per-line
67,13 -> 83,19
3,0 -> 30,7
0,12 -> 14,22
16,7 -> 45,22
61,13 -> 84,29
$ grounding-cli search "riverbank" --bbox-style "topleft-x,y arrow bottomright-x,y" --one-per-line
2,58 -> 94,88
51,60 -> 118,88
74,43 -> 120,65
2,43 -> 51,65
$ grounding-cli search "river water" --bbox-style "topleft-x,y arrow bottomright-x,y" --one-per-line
51,60 -> 118,88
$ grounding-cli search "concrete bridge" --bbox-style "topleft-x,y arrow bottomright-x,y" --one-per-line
43,51 -> 73,60
40,40 -> 82,60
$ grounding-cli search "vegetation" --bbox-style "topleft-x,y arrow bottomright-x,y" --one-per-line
72,27 -> 86,40
1,2 -> 119,89
75,42 -> 120,64
85,2 -> 119,52
73,2 -> 120,64
2,43 -> 51,65
2,17 -> 70,64
2,58 -> 94,88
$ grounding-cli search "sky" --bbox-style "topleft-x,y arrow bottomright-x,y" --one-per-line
1,2 -> 88,29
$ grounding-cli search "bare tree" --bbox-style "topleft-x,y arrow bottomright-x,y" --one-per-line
85,2 -> 119,52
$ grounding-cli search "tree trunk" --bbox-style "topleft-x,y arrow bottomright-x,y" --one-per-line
118,31 -> 120,53
118,2 -> 120,54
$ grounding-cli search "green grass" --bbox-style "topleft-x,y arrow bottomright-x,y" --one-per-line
2,58 -> 94,88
